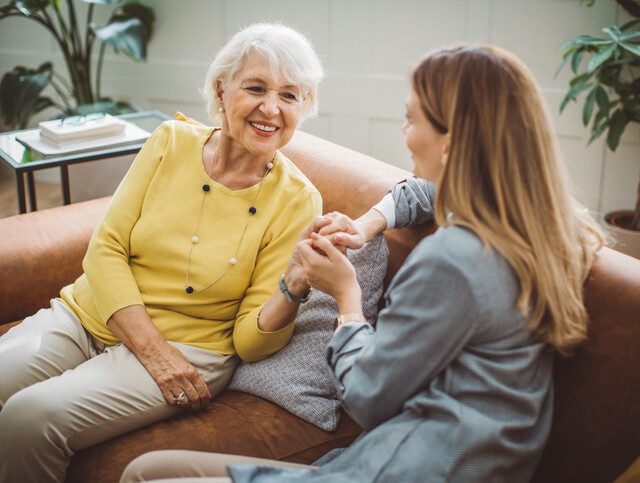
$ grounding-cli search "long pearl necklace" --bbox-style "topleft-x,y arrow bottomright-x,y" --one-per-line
183,148 -> 273,295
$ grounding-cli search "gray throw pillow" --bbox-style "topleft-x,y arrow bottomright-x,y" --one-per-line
227,234 -> 388,431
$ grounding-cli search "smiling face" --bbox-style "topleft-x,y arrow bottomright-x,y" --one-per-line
218,52 -> 303,157
402,87 -> 449,183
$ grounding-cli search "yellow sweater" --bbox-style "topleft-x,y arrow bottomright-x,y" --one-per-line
60,121 -> 322,362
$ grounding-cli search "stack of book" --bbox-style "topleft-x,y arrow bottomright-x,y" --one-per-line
39,114 -> 126,144
15,113 -> 150,157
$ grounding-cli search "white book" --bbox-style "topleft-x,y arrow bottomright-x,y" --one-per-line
15,121 -> 150,157
39,113 -> 125,145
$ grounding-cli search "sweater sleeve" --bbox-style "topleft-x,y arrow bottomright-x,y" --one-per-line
82,122 -> 170,323
326,245 -> 478,430
232,187 -> 322,363
390,177 -> 437,228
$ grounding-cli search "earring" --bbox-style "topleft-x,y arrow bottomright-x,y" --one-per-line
218,107 -> 224,113
440,153 -> 447,166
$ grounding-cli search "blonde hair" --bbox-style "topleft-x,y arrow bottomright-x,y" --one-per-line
203,23 -> 323,124
413,45 -> 604,355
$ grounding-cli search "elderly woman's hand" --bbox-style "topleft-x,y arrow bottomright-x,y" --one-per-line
297,233 -> 361,309
107,306 -> 212,411
138,341 -> 212,411
284,215 -> 333,296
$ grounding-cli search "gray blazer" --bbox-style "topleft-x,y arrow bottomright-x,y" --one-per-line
229,178 -> 553,483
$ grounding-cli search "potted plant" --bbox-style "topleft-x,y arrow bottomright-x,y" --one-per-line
0,0 -> 155,130
558,0 -> 640,258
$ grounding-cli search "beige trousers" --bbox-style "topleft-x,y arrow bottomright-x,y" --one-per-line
0,299 -> 239,483
120,450 -> 314,483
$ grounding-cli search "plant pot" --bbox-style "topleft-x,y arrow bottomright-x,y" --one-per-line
605,210 -> 640,260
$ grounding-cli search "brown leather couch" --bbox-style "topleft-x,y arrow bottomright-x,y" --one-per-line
1,131 -> 639,483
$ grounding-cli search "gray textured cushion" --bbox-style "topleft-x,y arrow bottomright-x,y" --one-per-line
227,234 -> 388,431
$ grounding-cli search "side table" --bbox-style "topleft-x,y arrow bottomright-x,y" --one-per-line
0,111 -> 170,214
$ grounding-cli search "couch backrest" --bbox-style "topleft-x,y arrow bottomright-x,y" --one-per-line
1,130 -> 639,481
0,196 -> 110,326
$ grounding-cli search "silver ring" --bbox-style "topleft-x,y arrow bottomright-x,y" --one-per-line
174,392 -> 187,404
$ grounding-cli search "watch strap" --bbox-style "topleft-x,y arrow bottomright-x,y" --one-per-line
279,274 -> 312,304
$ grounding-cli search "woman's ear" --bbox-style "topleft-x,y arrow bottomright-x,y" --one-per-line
442,133 -> 451,156
441,133 -> 451,166
216,81 -> 225,110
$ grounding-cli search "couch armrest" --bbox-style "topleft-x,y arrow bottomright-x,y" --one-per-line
0,197 -> 110,325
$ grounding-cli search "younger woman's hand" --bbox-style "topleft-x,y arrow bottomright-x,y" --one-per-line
317,212 -> 366,250
297,233 -> 361,305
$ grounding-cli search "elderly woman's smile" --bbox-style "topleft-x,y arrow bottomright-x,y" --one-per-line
249,121 -> 279,135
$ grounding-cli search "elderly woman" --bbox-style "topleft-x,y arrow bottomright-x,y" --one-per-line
0,23 -> 323,483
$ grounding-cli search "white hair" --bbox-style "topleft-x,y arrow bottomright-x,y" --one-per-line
203,23 -> 324,123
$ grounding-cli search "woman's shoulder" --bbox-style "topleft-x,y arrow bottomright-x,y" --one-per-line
273,150 -> 321,200
411,225 -> 518,301
414,225 -> 486,267
158,119 -> 213,138
401,225 -> 525,340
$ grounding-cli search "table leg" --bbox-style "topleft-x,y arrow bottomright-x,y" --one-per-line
16,172 -> 27,214
27,171 -> 37,211
60,165 -> 71,205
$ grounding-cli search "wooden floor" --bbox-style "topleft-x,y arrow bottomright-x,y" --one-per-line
0,166 -> 62,218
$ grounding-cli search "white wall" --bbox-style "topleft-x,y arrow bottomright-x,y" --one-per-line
1,0 -> 638,212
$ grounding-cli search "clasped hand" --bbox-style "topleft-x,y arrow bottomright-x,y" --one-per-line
290,212 -> 365,304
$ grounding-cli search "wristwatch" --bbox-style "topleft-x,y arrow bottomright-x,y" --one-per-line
279,274 -> 312,304
334,313 -> 366,332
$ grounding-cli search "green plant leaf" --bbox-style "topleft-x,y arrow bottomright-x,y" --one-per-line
572,50 -> 585,73
621,18 -> 640,30
555,48 -> 575,77
93,2 -> 155,61
587,44 -> 617,73
560,36 -> 613,49
626,99 -> 640,112
613,83 -> 636,97
583,88 -> 597,126
603,25 -> 622,41
94,18 -> 146,60
606,109 -> 629,150
82,0 -> 123,4
617,0 -> 640,18
598,65 -> 624,88
560,79 -> 592,112
114,2 -> 155,39
32,95 -> 54,114
0,62 -> 54,128
570,72 -> 591,86
589,110 -> 609,144
620,41 -> 640,56
11,0 -> 49,16
620,31 -> 640,41
595,85 -> 611,112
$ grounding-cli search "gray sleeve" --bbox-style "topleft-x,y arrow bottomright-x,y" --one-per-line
326,245 -> 477,430
391,177 -> 437,228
